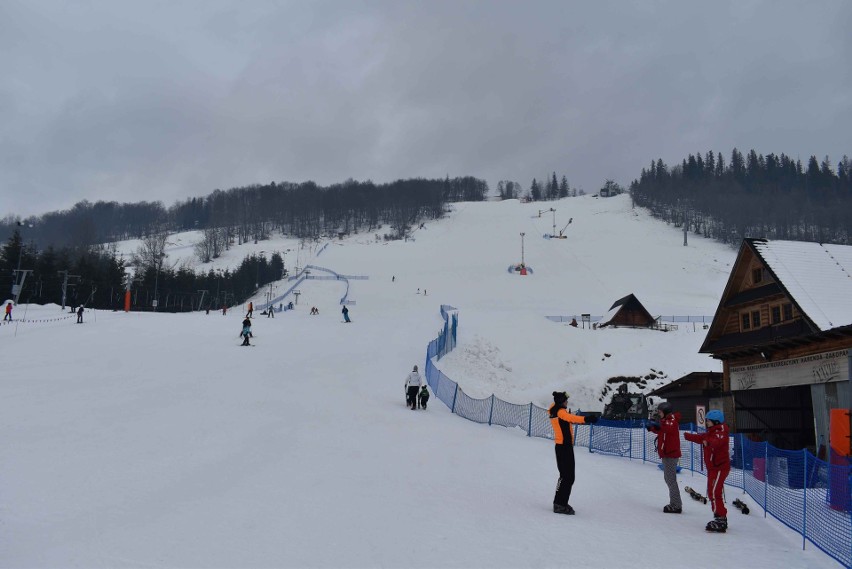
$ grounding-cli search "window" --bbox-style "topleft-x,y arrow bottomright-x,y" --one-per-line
771,305 -> 781,324
742,313 -> 751,330
752,310 -> 761,328
752,268 -> 763,284
783,303 -> 793,321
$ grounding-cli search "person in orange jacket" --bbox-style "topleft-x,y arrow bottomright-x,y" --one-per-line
685,410 -> 730,532
647,402 -> 682,513
549,391 -> 597,515
3,301 -> 12,321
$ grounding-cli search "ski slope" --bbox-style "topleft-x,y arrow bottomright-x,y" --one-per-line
1,195 -> 837,568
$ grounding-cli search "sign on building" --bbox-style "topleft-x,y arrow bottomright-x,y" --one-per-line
730,349 -> 849,390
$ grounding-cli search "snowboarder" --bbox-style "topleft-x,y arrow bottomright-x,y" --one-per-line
240,317 -> 253,346
267,305 -> 274,318
685,410 -> 730,532
647,402 -> 683,513
549,391 -> 598,515
404,365 -> 423,410
76,305 -> 84,324
342,305 -> 351,323
3,301 -> 12,321
246,302 -> 254,318
418,385 -> 430,409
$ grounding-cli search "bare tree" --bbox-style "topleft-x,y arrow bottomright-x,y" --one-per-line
133,232 -> 168,273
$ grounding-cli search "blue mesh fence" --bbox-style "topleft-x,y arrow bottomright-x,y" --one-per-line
422,305 -> 852,567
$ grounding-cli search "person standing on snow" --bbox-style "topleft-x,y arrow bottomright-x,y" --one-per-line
404,365 -> 423,410
549,391 -> 597,515
246,302 -> 254,318
3,301 -> 12,321
342,305 -> 351,323
76,305 -> 84,323
647,402 -> 683,513
685,410 -> 730,532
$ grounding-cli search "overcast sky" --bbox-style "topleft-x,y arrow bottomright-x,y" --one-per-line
2,0 -> 850,218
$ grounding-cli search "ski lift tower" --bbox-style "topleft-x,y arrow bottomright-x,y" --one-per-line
538,208 -> 556,238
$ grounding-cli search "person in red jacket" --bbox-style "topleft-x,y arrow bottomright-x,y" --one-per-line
647,402 -> 682,513
549,391 -> 597,515
685,409 -> 730,532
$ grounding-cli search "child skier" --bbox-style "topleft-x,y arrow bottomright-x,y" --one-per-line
418,385 -> 430,409
240,317 -> 253,346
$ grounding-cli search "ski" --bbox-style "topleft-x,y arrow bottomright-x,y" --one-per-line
684,486 -> 708,504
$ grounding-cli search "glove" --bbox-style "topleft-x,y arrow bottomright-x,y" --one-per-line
646,420 -> 660,431
585,415 -> 599,424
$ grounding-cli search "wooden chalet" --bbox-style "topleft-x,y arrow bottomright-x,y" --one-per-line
598,293 -> 655,328
700,238 -> 852,451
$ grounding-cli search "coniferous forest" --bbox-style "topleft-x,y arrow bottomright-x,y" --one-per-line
630,150 -> 852,246
1,151 -> 850,313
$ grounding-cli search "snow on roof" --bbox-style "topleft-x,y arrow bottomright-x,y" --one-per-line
597,304 -> 621,327
752,239 -> 852,331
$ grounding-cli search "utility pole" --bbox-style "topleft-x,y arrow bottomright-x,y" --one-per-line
520,232 -> 526,266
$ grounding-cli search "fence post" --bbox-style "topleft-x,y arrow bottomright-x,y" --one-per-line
629,423 -> 633,460
802,450 -> 807,551
642,423 -> 646,463
451,383 -> 459,414
764,443 -> 769,518
740,434 -> 746,490
488,395 -> 495,426
527,403 -> 533,437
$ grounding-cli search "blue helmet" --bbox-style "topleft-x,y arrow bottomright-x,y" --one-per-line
706,409 -> 724,424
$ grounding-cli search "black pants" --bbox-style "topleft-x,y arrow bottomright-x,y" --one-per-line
406,386 -> 420,409
553,444 -> 576,507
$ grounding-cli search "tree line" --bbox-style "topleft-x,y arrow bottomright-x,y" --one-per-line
629,149 -> 852,245
0,176 -> 489,311
0,228 -> 287,313
0,176 -> 489,251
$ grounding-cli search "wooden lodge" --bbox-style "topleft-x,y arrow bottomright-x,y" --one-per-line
699,238 -> 852,451
598,293 -> 655,329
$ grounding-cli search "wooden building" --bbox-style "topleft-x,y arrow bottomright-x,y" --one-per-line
598,293 -> 655,328
700,238 -> 852,452
648,372 -> 724,424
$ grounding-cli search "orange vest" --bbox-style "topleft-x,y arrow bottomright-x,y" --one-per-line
549,404 -> 587,445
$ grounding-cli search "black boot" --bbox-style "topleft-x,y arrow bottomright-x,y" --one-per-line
706,516 -> 727,532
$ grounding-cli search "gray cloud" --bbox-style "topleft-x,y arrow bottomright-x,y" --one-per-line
2,0 -> 850,217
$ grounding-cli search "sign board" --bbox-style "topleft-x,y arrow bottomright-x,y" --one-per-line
730,349 -> 849,390
696,405 -> 706,429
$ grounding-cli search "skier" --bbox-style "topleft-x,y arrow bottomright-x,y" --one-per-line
246,302 -> 254,318
404,365 -> 424,410
3,301 -> 12,321
267,305 -> 274,318
418,385 -> 430,409
76,305 -> 84,324
685,410 -> 730,532
240,317 -> 253,346
647,402 -> 683,513
549,391 -> 598,515
342,305 -> 351,323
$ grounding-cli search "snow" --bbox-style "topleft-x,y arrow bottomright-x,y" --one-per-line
1,194 -> 838,568
752,239 -> 852,331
